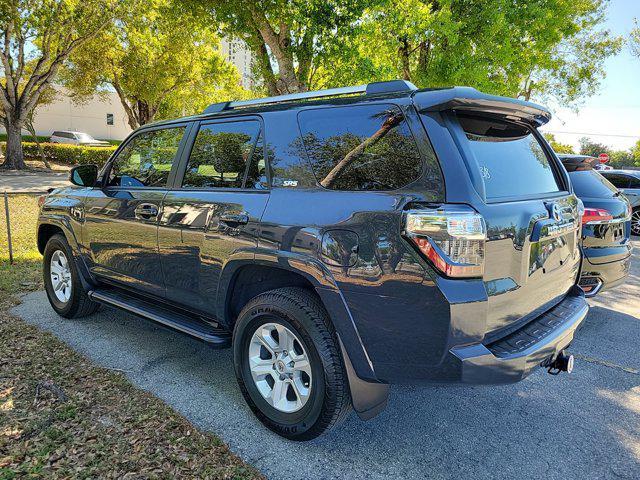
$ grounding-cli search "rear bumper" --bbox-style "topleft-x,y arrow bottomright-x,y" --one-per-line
579,246 -> 631,296
450,287 -> 588,384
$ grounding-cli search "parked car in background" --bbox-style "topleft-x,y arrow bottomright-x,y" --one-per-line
558,155 -> 632,296
50,131 -> 110,147
38,81 -> 588,440
594,163 -> 613,171
599,170 -> 640,236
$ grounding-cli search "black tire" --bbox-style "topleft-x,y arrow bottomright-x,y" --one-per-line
233,287 -> 351,440
43,234 -> 99,318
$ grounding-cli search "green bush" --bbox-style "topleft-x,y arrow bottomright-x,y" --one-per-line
1,141 -> 116,167
0,133 -> 50,143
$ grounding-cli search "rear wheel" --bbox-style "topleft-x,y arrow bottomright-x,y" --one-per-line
233,287 -> 351,440
43,234 -> 99,318
632,208 -> 640,237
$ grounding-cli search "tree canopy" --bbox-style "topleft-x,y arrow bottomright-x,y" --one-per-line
64,0 -> 246,129
185,0 -> 377,95
315,0 -> 622,107
544,133 -> 575,154
0,0 -> 120,169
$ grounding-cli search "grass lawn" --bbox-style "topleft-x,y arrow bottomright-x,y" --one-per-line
0,196 -> 261,479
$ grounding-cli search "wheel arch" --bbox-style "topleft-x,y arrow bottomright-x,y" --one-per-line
219,253 -> 389,420
37,216 -> 79,254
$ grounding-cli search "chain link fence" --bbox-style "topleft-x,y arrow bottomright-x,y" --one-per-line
2,190 -> 47,265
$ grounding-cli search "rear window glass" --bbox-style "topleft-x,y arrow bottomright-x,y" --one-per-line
568,170 -> 618,198
459,115 -> 561,199
298,104 -> 424,191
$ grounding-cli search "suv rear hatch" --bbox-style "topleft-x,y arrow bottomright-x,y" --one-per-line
415,89 -> 581,338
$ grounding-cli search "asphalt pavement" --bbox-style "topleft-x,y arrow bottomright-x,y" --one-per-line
11,241 -> 640,480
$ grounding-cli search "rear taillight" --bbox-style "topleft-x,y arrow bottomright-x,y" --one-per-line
404,206 -> 486,278
582,207 -> 613,224
37,195 -> 47,208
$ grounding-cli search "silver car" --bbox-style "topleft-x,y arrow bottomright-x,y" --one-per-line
600,170 -> 640,236
50,130 -> 110,147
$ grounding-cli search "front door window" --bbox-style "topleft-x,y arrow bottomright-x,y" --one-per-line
108,127 -> 186,188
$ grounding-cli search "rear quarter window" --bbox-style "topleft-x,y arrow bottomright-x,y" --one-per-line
297,104 -> 426,191
458,115 -> 562,200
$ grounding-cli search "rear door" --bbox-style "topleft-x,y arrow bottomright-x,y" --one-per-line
447,113 -> 580,336
83,124 -> 189,297
158,116 -> 269,315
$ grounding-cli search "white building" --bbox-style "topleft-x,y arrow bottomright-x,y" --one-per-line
220,37 -> 256,89
1,86 -> 132,141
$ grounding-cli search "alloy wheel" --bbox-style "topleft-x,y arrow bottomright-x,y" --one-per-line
248,322 -> 312,413
632,210 -> 640,236
50,250 -> 72,303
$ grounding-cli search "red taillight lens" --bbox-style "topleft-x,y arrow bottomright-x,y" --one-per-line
37,195 -> 47,208
404,206 -> 486,278
581,208 -> 613,224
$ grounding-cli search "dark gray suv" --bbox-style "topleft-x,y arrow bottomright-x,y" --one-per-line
37,80 -> 588,440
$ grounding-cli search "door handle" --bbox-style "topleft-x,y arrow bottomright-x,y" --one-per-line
219,212 -> 249,226
135,203 -> 159,219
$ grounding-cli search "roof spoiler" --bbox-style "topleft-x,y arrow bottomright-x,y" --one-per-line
414,87 -> 551,126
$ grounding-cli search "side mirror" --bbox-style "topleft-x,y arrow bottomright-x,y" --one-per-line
69,164 -> 98,187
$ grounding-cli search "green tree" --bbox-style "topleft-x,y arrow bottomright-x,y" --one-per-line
0,0 -> 119,169
608,140 -> 640,168
630,19 -> 640,59
578,137 -> 609,157
186,0 -> 377,95
65,0 -> 245,129
322,0 -> 621,105
544,133 -> 574,154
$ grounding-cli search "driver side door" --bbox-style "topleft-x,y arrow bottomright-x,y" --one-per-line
82,124 -> 190,297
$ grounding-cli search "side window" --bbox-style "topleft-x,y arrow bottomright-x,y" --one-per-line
298,104 -> 424,191
108,127 -> 185,188
182,120 -> 262,189
603,174 -> 630,189
628,176 -> 640,188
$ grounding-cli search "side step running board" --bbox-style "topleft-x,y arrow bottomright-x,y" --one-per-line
88,289 -> 231,347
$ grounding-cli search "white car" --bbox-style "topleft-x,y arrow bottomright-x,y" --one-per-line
50,131 -> 110,147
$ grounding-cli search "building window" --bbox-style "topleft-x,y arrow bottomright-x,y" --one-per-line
106,113 -> 114,126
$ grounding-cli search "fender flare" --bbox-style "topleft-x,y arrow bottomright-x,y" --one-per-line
217,248 -> 389,420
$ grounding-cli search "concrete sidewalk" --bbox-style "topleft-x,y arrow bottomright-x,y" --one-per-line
0,170 -> 69,193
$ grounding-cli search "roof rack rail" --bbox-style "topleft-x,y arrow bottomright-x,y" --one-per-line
203,79 -> 417,114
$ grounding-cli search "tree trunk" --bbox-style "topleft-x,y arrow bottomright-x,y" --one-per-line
25,119 -> 51,169
1,121 -> 26,170
398,37 -> 412,81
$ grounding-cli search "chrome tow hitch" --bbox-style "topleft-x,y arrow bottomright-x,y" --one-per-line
546,351 -> 575,375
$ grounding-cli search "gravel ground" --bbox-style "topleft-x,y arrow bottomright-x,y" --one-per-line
12,241 -> 640,480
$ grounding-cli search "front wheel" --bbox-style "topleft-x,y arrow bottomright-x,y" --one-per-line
43,234 -> 99,318
233,287 -> 351,440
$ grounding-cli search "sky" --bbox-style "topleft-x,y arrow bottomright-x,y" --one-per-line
539,0 -> 640,152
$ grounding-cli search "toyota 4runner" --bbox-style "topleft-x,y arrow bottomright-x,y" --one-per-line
37,80 -> 589,440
